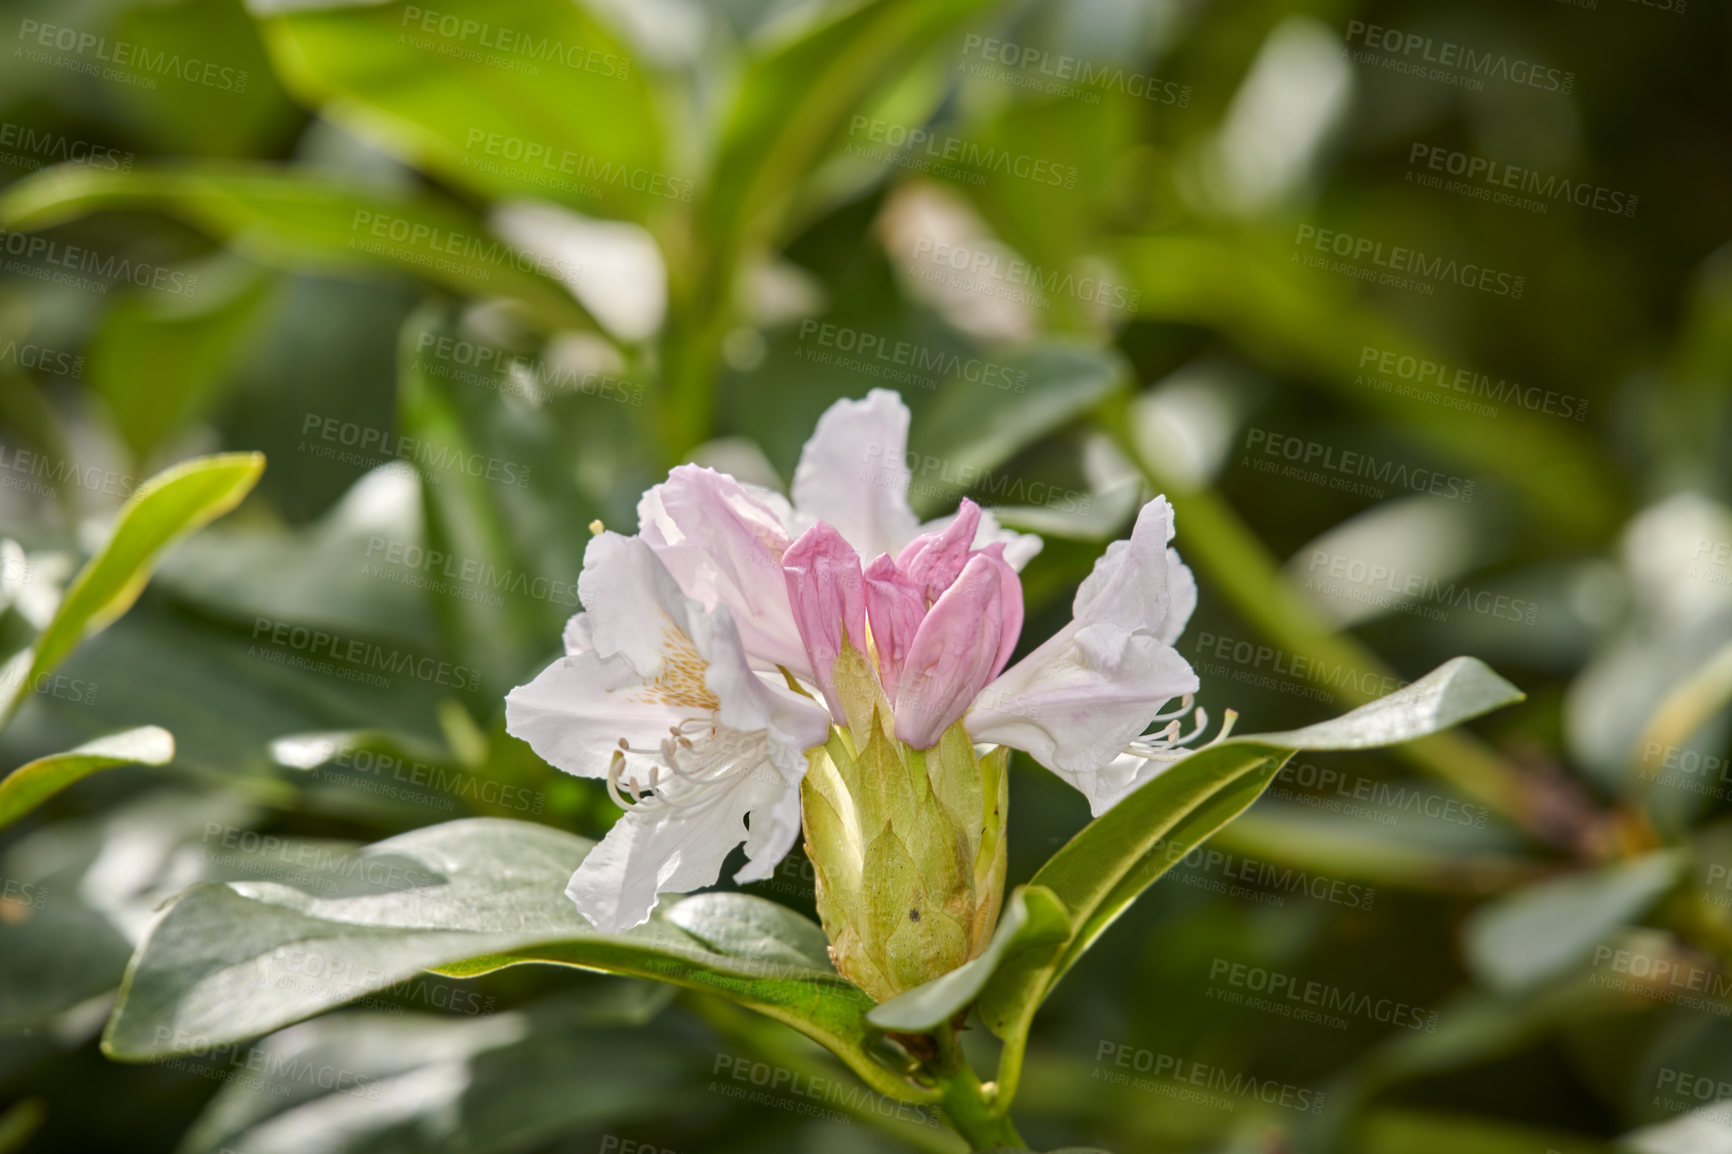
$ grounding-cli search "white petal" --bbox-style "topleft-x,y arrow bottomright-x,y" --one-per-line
966,622 -> 1199,793
734,780 -> 803,885
503,650 -> 690,780
564,737 -> 795,931
705,604 -> 833,755
1082,753 -> 1170,816
637,466 -> 810,675
563,612 -> 593,656
1073,497 -> 1178,631
1161,547 -> 1198,646
578,531 -> 714,679
790,389 -> 921,561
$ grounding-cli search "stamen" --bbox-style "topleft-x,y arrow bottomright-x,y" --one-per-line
1123,704 -> 1240,762
604,718 -> 769,813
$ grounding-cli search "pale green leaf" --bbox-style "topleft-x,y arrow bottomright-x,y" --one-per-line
0,727 -> 174,830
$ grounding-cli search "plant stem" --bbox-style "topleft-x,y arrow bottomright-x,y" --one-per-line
933,1027 -> 1026,1150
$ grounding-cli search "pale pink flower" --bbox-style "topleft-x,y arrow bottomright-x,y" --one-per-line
507,389 -> 1200,930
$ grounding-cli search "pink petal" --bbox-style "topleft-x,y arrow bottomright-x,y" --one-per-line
896,498 -> 982,603
893,550 -> 1023,749
862,553 -> 927,703
782,523 -> 867,723
637,465 -> 808,675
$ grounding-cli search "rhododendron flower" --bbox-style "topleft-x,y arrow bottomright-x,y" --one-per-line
506,390 -> 1202,960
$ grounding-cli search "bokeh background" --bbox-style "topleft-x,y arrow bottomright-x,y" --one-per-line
1,0 -> 1730,1150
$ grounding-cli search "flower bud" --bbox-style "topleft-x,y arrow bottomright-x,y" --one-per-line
799,644 -> 1008,1003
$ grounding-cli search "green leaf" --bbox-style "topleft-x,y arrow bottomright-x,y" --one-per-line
103,818 -> 889,1092
867,885 -> 1069,1033
906,344 -> 1125,517
979,658 -> 1524,1043
0,452 -> 264,726
176,993 -> 693,1154
0,727 -> 174,831
0,166 -> 592,333
254,0 -> 668,224
89,261 -> 277,466
1463,850 -> 1687,994
702,0 -> 995,261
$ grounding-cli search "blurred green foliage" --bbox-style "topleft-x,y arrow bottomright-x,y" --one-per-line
0,0 -> 1729,1151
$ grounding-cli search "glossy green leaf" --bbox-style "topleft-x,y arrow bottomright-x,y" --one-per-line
254,0 -> 668,224
0,452 -> 264,726
90,261 -> 277,466
1463,850 -> 1687,994
0,726 -> 174,830
176,991 -> 691,1154
0,166 -> 592,333
979,658 -> 1524,1042
103,818 -> 884,1089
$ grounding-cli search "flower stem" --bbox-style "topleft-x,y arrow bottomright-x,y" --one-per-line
932,1027 -> 1026,1150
